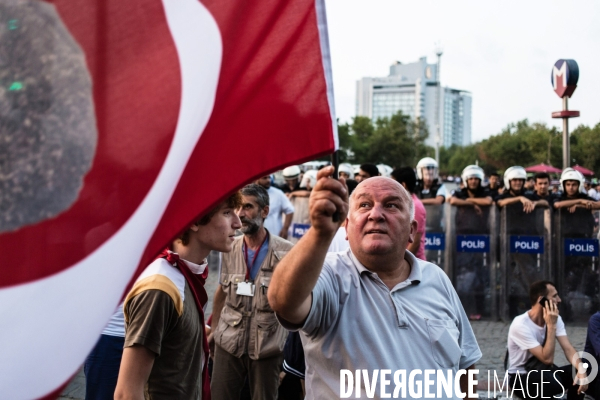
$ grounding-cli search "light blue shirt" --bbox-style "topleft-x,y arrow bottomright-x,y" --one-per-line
264,186 -> 294,235
280,249 -> 481,399
244,234 -> 270,280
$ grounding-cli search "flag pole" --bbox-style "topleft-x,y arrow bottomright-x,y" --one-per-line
331,150 -> 340,222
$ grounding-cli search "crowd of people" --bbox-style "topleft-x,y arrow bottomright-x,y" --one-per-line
81,156 -> 600,400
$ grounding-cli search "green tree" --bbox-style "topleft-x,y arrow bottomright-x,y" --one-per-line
439,145 -> 460,175
343,111 -> 430,167
336,121 -> 351,163
334,115 -> 600,178
571,123 -> 600,174
477,119 -> 562,172
446,144 -> 486,175
346,116 -> 375,163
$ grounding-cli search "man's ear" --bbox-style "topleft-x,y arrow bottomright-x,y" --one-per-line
407,219 -> 418,243
261,205 -> 270,219
344,218 -> 349,240
189,223 -> 200,232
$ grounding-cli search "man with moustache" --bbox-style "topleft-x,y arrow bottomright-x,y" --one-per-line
210,183 -> 293,400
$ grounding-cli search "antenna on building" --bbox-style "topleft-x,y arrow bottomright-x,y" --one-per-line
434,42 -> 443,163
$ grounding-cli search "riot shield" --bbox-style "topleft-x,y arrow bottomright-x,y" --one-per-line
499,204 -> 552,321
424,204 -> 447,267
555,208 -> 600,323
287,197 -> 310,244
448,204 -> 498,319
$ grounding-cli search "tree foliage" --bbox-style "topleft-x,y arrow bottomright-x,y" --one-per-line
477,120 -> 562,172
571,123 -> 600,175
336,116 -> 600,177
340,111 -> 432,168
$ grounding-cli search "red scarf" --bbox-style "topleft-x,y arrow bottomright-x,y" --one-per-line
157,249 -> 211,400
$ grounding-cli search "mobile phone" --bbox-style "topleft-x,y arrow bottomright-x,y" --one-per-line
539,297 -> 549,308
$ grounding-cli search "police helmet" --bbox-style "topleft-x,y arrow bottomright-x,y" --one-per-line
300,169 -> 318,188
338,163 -> 354,179
282,165 -> 301,180
461,165 -> 485,183
503,166 -> 527,189
560,168 -> 585,193
416,157 -> 438,180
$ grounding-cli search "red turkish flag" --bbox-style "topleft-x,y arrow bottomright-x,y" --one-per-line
0,0 -> 336,398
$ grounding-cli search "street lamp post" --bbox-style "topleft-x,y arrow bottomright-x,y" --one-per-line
434,45 -> 443,163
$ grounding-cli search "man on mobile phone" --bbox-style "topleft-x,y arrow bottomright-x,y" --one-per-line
506,281 -> 588,399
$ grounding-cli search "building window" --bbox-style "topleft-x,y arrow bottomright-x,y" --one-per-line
372,92 -> 415,121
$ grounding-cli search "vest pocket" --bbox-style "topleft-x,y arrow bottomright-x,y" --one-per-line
216,307 -> 243,357
425,319 -> 462,369
256,276 -> 273,312
221,273 -> 246,310
254,312 -> 288,359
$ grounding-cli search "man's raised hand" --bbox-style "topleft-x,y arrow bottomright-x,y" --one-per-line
309,166 -> 348,237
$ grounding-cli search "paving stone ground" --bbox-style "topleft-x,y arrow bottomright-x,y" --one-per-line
59,259 -> 589,399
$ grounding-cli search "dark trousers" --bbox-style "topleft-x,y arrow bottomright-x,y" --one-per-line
211,345 -> 283,400
509,366 -> 584,400
83,334 -> 124,400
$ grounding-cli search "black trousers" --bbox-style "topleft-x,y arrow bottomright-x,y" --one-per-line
509,366 -> 584,400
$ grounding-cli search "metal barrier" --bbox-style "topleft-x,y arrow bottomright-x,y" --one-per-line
447,204 -> 498,319
423,205 -> 447,267
498,204 -> 552,321
555,208 -> 600,323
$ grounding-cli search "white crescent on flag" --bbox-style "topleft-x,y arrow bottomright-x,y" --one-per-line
0,0 -> 336,398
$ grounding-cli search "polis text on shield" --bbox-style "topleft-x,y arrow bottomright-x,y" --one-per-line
425,236 -> 441,247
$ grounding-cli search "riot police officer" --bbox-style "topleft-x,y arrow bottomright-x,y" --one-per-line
496,166 -> 545,213
414,157 -> 447,205
554,168 -> 600,213
450,165 -> 493,213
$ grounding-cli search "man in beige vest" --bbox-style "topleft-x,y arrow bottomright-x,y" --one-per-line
210,183 -> 293,399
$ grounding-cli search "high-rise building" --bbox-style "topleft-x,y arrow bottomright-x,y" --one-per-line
356,57 -> 471,148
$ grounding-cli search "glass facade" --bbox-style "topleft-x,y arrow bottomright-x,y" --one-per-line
371,92 -> 415,121
443,92 -> 466,147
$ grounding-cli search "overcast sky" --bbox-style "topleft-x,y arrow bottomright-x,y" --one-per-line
324,0 -> 600,143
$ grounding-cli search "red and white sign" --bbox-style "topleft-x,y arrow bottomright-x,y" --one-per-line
0,0 -> 336,398
551,59 -> 579,98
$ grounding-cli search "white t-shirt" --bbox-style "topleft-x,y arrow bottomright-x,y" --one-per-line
102,302 -> 125,337
507,311 -> 567,374
264,186 -> 294,235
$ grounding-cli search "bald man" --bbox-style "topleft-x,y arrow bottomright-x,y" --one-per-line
269,168 -> 481,399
